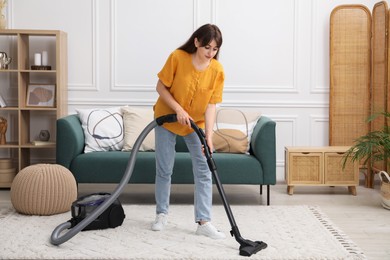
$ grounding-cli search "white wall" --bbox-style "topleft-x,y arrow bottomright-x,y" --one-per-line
5,0 -> 380,180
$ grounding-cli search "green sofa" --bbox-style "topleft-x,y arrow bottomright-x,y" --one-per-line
56,114 -> 276,205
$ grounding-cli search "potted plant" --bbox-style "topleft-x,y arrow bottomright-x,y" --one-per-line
342,112 -> 390,209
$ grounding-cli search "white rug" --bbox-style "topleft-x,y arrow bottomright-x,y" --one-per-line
0,205 -> 365,260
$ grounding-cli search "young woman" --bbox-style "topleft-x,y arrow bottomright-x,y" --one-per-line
152,24 -> 225,239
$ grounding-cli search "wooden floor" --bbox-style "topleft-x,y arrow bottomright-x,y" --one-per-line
1,181 -> 389,259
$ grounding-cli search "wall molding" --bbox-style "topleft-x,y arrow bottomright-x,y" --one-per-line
215,0 -> 299,93
67,98 -> 329,109
220,100 -> 328,108
193,0 -> 199,29
292,0 -> 300,94
310,0 -> 329,94
224,85 -> 299,93
211,0 -> 217,24
272,115 -> 298,166
99,83 -> 302,94
68,98 -> 154,107
68,0 -> 98,91
110,0 -> 198,91
309,115 -> 329,145
109,0 -> 300,94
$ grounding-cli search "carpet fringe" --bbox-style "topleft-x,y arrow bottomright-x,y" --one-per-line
308,206 -> 366,260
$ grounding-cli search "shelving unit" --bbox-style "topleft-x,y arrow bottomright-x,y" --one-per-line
0,29 -> 67,187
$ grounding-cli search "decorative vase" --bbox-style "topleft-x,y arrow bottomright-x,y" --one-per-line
378,171 -> 390,210
0,0 -> 7,30
0,14 -> 5,29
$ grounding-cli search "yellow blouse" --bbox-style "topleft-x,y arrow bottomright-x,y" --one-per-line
154,49 -> 225,136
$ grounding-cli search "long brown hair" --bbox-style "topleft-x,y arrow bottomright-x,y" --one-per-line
178,24 -> 223,60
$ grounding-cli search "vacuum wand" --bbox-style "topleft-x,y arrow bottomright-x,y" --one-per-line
187,118 -> 267,256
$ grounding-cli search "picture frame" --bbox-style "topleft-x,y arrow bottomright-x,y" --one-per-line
26,84 -> 56,107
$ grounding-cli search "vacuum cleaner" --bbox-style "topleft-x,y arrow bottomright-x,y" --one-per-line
50,114 -> 267,257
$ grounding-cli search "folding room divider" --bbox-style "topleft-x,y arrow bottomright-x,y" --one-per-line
330,1 -> 389,187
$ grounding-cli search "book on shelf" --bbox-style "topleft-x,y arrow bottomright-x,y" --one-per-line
0,94 -> 6,107
31,141 -> 55,146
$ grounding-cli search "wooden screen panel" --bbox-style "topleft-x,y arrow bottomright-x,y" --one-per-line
372,1 -> 388,172
372,1 -> 388,131
329,5 -> 371,146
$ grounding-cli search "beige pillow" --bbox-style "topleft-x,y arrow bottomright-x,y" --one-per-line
213,128 -> 248,154
121,107 -> 155,151
212,108 -> 261,154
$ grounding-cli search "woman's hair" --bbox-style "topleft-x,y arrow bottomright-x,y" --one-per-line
178,24 -> 223,59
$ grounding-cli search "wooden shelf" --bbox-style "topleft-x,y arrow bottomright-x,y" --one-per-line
0,142 -> 19,148
0,29 -> 67,188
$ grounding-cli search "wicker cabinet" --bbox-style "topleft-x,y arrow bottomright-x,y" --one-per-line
285,147 -> 359,195
0,29 -> 67,188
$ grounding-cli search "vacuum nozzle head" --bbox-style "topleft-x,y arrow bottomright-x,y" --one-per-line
239,240 -> 267,257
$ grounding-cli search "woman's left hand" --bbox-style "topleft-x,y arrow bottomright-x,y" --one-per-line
206,136 -> 214,153
202,135 -> 214,156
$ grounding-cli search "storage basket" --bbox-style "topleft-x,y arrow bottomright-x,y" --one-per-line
379,171 -> 390,209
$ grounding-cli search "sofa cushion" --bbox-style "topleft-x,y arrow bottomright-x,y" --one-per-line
121,106 -> 155,151
173,152 -> 263,184
76,107 -> 124,153
70,151 -> 262,185
70,151 -> 154,183
213,108 -> 261,154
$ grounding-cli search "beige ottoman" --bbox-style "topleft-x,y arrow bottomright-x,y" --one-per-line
10,164 -> 77,215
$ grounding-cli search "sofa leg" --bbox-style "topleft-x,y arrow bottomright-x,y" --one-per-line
267,185 -> 270,206
260,185 -> 270,205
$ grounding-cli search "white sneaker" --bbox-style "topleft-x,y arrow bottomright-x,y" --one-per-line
195,222 -> 226,239
151,213 -> 168,231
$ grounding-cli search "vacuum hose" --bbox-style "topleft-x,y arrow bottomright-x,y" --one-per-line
51,114 -> 266,257
50,114 -> 177,245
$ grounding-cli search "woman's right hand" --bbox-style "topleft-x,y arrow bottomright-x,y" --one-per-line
176,109 -> 193,129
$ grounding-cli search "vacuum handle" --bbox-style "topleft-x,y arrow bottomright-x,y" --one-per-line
156,114 -> 177,125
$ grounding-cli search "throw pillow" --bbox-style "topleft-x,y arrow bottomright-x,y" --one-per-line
76,107 -> 124,153
212,108 -> 261,154
121,106 -> 155,151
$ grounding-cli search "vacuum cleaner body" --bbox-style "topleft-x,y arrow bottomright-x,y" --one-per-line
70,193 -> 125,231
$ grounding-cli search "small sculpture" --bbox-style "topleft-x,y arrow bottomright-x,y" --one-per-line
0,116 -> 7,145
39,130 -> 50,141
0,52 -> 11,69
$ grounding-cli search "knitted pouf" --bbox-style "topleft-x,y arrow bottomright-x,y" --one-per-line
10,164 -> 77,215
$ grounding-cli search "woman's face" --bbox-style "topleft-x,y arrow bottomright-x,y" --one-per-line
195,38 -> 219,61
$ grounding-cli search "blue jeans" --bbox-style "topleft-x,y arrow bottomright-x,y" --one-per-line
155,125 -> 212,222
